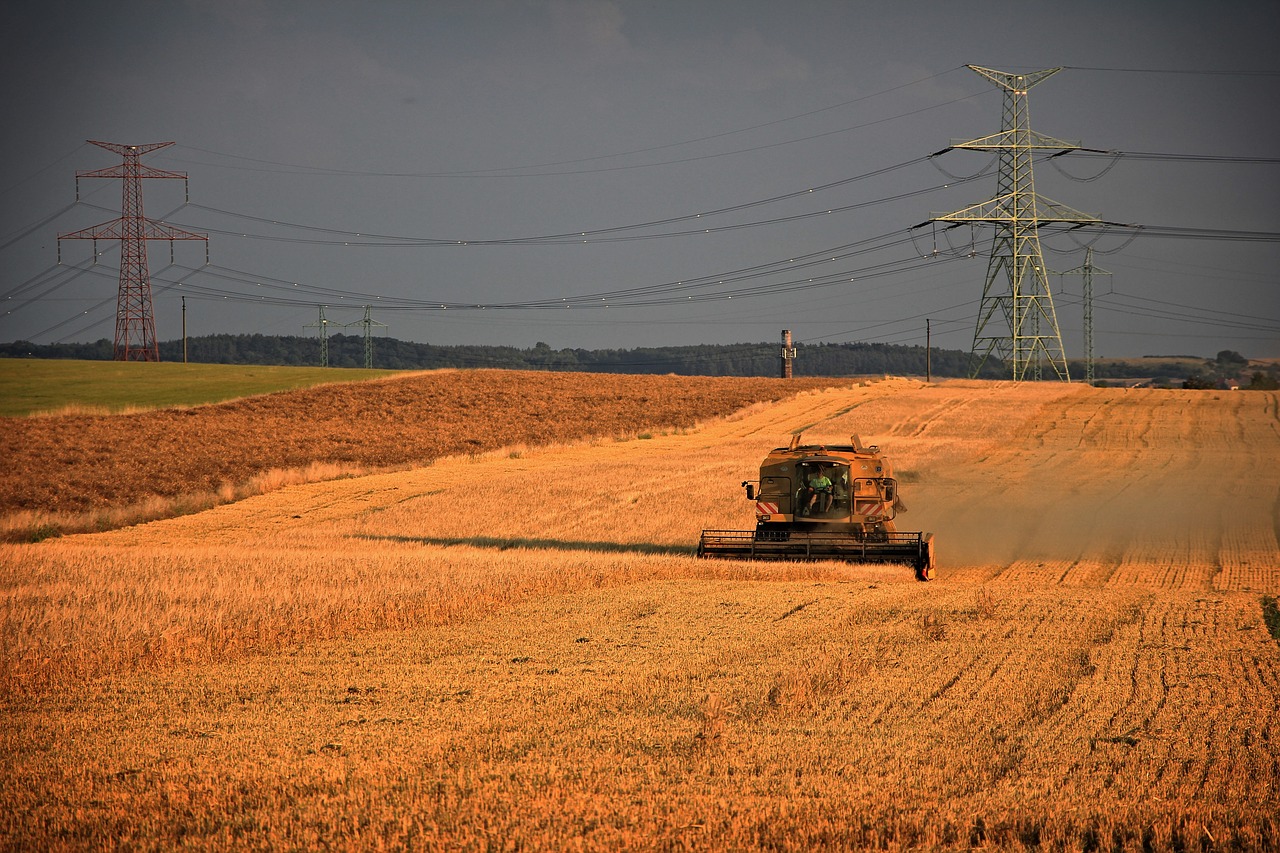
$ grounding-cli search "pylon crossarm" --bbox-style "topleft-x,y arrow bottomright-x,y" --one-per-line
76,164 -> 189,181
59,219 -> 127,241
931,194 -> 1017,223
87,140 -> 174,157
950,130 -> 1081,151
966,65 -> 1062,91
1034,195 -> 1102,224
933,192 -> 1100,226
142,221 -> 209,241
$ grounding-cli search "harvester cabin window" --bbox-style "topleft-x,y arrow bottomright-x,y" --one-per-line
798,462 -> 850,517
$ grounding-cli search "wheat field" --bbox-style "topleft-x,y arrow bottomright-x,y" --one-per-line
2,377 -> 1278,850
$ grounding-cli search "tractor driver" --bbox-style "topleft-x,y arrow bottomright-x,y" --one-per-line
803,465 -> 834,515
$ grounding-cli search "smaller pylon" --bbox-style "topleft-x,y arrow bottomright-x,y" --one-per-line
348,306 -> 388,369
1060,247 -> 1112,384
304,305 -> 331,367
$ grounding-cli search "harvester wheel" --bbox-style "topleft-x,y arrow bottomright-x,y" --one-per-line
916,534 -> 936,582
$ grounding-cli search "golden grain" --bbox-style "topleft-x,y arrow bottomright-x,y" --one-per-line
1,377 -> 1277,850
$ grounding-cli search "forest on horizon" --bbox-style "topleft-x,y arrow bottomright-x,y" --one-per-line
2,333 -> 1267,386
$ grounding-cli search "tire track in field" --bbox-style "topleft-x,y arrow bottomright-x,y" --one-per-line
891,589 -> 1162,801
883,395 -> 978,439
1140,598 -> 1233,799
699,378 -> 920,445
913,595 -> 1042,729
1002,595 -> 1153,804
1110,594 -> 1275,805
968,590 -> 1280,813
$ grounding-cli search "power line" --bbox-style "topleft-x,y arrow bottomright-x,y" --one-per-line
1,261 -> 100,315
24,258 -> 1276,356
160,156 -> 950,246
1099,224 -> 1280,243
116,228 -> 949,314
167,147 -> 1280,259
160,69 -> 979,179
0,202 -> 79,252
1093,294 -> 1280,333
0,142 -> 90,197
200,223 -> 957,309
2,258 -> 104,302
1103,292 -> 1279,326
1074,150 -> 1280,165
1061,66 -> 1280,77
56,148 -> 1280,252
9,90 -> 1277,356
41,263 -> 205,345
159,245 -> 962,311
19,148 -> 1276,261
19,210 -> 1272,338
163,148 -> 1123,250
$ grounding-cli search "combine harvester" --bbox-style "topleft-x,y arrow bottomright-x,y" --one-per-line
698,434 -> 935,581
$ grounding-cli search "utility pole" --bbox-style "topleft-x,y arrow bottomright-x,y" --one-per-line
780,329 -> 797,378
305,305 -> 330,367
1061,247 -> 1111,384
182,295 -> 187,364
926,318 -> 932,383
928,67 -> 1100,382
57,141 -> 208,362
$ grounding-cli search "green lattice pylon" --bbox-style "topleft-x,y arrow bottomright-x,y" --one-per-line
932,66 -> 1100,381
1060,247 -> 1112,384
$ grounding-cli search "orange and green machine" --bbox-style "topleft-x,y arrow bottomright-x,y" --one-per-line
699,434 -> 935,581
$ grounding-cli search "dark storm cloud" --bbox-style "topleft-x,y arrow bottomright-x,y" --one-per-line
2,0 -> 1277,358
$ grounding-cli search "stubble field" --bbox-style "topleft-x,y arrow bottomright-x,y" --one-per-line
2,371 -> 1278,850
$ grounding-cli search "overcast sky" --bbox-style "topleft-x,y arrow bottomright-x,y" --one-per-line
2,0 -> 1277,362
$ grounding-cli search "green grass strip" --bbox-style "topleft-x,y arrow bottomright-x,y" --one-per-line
0,359 -> 399,417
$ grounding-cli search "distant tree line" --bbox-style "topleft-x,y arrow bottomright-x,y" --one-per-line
5,336 -> 1273,386
1180,350 -> 1279,391
0,334 -> 1007,378
1076,350 -> 1278,390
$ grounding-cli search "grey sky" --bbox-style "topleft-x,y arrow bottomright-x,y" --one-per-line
2,0 -> 1278,360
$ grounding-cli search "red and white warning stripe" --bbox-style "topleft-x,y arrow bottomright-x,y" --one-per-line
756,501 -> 780,519
854,499 -> 885,519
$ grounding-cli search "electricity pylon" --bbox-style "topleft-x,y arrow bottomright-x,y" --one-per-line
931,66 -> 1100,381
305,305 -> 331,367
58,141 -> 208,361
1060,246 -> 1112,384
348,305 -> 388,369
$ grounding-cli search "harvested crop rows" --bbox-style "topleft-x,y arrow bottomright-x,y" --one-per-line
2,375 -> 1278,850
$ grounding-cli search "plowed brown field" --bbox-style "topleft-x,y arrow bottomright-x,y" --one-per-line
2,375 -> 1278,850
0,369 -> 847,514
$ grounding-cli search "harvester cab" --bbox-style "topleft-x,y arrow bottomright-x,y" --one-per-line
700,433 -> 935,581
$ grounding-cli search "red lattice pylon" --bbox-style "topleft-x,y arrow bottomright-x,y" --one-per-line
58,141 -> 208,361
